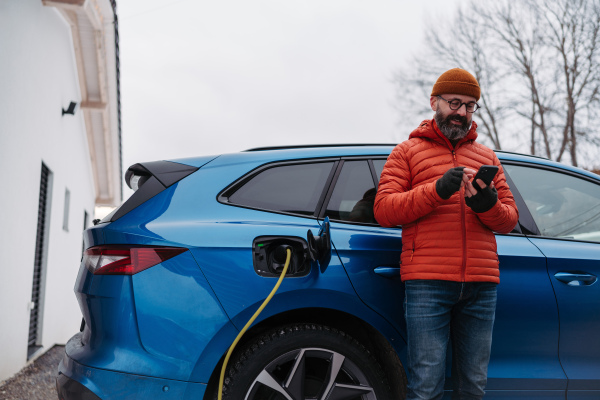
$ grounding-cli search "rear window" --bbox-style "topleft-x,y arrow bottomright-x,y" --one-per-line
227,162 -> 335,216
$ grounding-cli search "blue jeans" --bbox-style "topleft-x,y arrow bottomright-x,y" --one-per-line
404,280 -> 497,400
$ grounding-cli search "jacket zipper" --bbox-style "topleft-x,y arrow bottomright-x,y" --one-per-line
452,149 -> 467,281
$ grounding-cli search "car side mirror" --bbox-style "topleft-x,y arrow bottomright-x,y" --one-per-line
307,217 -> 331,273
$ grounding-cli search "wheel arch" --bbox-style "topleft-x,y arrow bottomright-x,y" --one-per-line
203,307 -> 407,399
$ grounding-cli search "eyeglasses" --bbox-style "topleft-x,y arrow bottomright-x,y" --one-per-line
437,95 -> 480,113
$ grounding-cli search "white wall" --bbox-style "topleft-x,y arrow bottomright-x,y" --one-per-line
0,0 -> 96,382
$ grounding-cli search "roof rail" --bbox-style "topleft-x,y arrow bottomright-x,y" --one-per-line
244,143 -> 397,152
494,149 -> 550,160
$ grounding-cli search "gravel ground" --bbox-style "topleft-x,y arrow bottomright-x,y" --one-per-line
0,345 -> 64,400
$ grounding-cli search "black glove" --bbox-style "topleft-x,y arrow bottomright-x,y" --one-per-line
436,167 -> 465,200
465,186 -> 498,213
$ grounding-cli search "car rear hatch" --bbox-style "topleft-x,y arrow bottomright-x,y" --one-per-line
68,155 -> 233,382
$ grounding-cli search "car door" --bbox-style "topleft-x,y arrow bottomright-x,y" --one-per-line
319,158 -> 405,335
504,163 -> 600,399
322,157 -> 567,398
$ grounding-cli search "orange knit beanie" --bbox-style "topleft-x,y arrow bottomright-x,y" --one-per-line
431,68 -> 480,101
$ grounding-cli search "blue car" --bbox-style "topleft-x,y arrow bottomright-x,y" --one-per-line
57,144 -> 600,400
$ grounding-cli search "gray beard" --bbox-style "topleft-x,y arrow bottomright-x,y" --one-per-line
435,109 -> 470,141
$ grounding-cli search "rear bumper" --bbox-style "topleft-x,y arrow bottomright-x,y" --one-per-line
57,340 -> 207,400
56,371 -> 101,400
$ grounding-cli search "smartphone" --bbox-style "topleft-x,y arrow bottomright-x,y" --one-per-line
473,165 -> 499,186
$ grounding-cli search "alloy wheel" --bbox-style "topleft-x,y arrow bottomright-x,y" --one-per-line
244,347 -> 377,400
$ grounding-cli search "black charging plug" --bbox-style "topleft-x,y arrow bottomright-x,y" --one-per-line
273,244 -> 293,264
271,244 -> 294,274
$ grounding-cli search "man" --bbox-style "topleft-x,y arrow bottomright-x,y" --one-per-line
374,68 -> 519,400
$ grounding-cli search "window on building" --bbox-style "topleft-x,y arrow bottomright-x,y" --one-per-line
63,188 -> 70,231
82,210 -> 89,256
29,162 -> 53,358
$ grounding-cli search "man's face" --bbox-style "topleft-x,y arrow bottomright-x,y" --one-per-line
430,93 -> 476,141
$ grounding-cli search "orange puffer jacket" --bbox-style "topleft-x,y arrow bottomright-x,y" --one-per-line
374,119 -> 519,283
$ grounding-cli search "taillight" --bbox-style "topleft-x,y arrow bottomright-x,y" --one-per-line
83,246 -> 187,275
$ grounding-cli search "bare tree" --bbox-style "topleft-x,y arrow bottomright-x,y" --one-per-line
476,0 -> 554,158
392,8 -> 507,149
394,0 -> 600,167
539,0 -> 600,166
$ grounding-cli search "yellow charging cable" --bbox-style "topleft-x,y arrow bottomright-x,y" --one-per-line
218,248 -> 291,400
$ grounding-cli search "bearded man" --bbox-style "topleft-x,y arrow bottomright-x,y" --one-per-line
374,68 -> 519,400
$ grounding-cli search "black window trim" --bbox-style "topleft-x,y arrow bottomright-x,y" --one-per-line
500,164 -> 530,236
317,160 -> 345,218
367,159 -> 381,188
217,157 -> 341,219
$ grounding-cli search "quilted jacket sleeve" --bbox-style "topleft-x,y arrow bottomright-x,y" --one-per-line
474,155 -> 519,234
374,143 -> 443,227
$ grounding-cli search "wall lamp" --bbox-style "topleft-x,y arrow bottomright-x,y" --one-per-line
62,101 -> 77,116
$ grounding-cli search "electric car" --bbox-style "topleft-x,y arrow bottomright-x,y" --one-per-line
57,144 -> 600,400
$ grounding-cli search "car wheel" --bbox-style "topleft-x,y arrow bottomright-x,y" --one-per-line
221,323 -> 392,400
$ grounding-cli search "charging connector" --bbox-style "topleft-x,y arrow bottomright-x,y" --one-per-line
252,237 -> 309,277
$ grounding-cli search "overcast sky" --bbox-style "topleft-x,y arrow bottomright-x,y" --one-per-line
115,0 -> 459,200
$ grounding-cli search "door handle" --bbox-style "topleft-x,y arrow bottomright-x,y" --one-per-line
374,266 -> 400,278
554,272 -> 597,286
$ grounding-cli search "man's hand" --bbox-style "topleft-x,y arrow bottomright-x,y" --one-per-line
465,178 -> 498,213
436,167 -> 475,200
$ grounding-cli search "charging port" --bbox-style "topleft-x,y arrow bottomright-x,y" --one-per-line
252,236 -> 310,277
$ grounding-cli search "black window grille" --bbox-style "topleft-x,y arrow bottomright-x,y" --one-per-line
28,163 -> 51,358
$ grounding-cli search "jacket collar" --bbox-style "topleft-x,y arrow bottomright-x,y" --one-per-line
409,118 -> 478,149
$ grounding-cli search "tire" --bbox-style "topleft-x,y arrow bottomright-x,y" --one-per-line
221,323 -> 393,400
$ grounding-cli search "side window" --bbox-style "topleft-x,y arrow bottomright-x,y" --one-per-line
505,164 -> 600,242
228,162 -> 335,216
373,159 -> 386,183
325,161 -> 377,224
